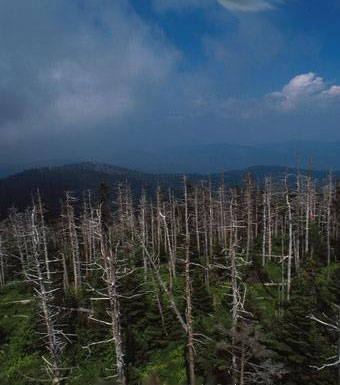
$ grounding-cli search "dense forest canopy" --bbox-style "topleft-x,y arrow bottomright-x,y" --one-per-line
0,172 -> 340,384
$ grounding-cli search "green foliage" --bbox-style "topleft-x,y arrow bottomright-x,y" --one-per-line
0,284 -> 41,384
139,342 -> 187,385
269,270 -> 337,385
1,227 -> 340,385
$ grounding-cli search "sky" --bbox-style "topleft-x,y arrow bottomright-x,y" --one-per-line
1,0 -> 340,164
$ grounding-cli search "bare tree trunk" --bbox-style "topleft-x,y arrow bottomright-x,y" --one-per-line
305,175 -> 311,254
262,188 -> 267,267
326,172 -> 333,273
0,234 -> 6,286
266,177 -> 272,261
245,175 -> 253,261
156,185 -> 162,258
142,242 -> 188,333
194,188 -> 201,255
140,190 -> 148,281
170,191 -> 178,257
160,210 -> 176,291
209,181 -> 214,260
231,245 -> 238,385
81,191 -> 94,276
96,210 -> 126,385
37,191 -> 51,281
184,177 -> 195,385
202,185 -> 210,287
31,206 -> 63,384
64,192 -> 82,293
285,177 -> 293,301
230,192 -> 238,385
150,273 -> 168,336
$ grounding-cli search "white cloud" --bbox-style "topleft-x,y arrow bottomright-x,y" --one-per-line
323,85 -> 340,97
217,0 -> 278,12
268,73 -> 340,109
282,73 -> 324,99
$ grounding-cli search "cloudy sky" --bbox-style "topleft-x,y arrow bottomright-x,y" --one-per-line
1,0 -> 340,164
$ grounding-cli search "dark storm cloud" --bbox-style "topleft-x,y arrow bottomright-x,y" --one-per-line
0,0 -> 181,158
0,89 -> 28,125
0,0 -> 340,165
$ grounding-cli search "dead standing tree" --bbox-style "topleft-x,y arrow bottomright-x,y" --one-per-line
284,176 -> 293,301
62,192 -> 82,294
81,190 -> 97,276
227,188 -> 250,385
137,177 -> 200,385
85,206 -> 128,385
0,232 -> 6,286
27,203 -> 66,384
184,176 -> 196,385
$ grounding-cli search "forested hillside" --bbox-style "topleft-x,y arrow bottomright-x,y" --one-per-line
0,173 -> 339,384
0,162 -> 338,219
0,163 -> 183,219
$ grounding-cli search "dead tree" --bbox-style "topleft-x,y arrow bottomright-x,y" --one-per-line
184,176 -> 196,385
138,180 -> 200,385
244,174 -> 254,261
88,207 -> 127,385
81,190 -> 97,276
159,210 -> 176,292
202,183 -> 210,287
37,191 -> 51,281
284,176 -> 293,301
29,205 -> 66,384
194,187 -> 201,255
304,175 -> 312,255
0,233 -> 6,286
326,172 -> 333,271
63,192 -> 82,293
262,187 -> 267,267
228,189 -> 249,385
266,177 -> 273,262
139,190 -> 148,281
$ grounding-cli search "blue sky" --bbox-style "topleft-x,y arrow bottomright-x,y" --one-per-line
0,0 -> 340,164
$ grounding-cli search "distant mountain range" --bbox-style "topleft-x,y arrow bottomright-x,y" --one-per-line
0,162 -> 338,219
108,141 -> 340,173
0,159 -> 76,178
1,141 -> 340,177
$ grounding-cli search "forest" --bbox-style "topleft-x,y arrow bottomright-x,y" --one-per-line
0,172 -> 339,385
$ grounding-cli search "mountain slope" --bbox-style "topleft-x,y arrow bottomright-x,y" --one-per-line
0,162 -> 338,219
0,163 -> 182,218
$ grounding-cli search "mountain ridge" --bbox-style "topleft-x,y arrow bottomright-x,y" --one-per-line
2,140 -> 340,177
0,162 -> 338,219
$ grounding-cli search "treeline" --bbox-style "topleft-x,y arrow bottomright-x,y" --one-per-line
0,173 -> 339,385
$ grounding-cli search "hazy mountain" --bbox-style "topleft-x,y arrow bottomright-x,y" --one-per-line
98,141 -> 340,173
0,159 -> 79,178
0,163 -> 182,218
0,162 -> 338,219
2,141 -> 340,177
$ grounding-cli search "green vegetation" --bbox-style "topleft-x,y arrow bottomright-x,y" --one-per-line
0,174 -> 340,384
